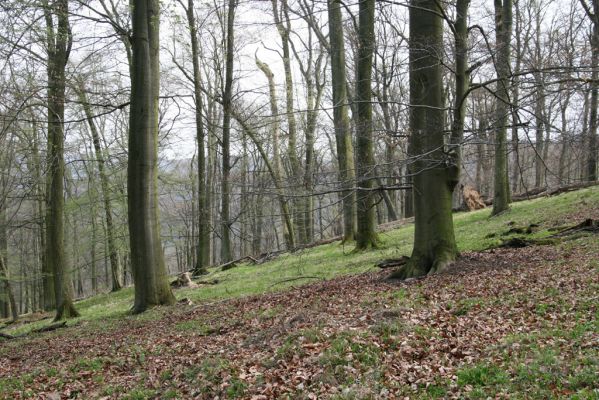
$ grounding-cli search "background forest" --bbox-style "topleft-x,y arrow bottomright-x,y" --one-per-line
0,0 -> 598,319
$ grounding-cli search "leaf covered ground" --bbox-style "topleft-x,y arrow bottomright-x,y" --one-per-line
1,190 -> 599,399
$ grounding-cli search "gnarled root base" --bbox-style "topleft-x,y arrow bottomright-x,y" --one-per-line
388,253 -> 456,280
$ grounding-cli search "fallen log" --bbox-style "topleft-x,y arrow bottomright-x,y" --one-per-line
550,218 -> 599,237
0,332 -> 16,339
32,321 -> 66,333
0,321 -> 67,340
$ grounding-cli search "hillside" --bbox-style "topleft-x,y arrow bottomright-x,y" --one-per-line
1,187 -> 598,399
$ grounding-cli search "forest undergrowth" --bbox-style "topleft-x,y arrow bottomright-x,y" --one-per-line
0,188 -> 598,399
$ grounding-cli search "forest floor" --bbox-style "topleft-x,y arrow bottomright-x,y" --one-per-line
1,187 -> 598,399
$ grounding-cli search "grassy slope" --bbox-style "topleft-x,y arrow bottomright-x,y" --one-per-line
4,186 -> 598,336
0,187 -> 598,399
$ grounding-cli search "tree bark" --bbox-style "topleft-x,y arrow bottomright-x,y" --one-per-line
354,0 -> 378,250
184,0 -> 209,273
511,0 -> 523,194
390,0 -> 458,279
327,0 -> 357,242
44,0 -> 79,320
220,0 -> 236,263
492,0 -> 513,215
585,0 -> 599,181
128,0 -> 176,313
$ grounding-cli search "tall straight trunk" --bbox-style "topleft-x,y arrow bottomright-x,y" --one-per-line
240,136 -> 249,256
354,0 -> 378,250
184,0 -> 209,273
77,83 -> 122,291
511,0 -> 523,194
44,0 -> 79,320
587,2 -> 599,180
391,0 -> 458,279
492,0 -> 512,215
533,7 -> 545,188
255,56 -> 296,248
327,0 -> 357,242
449,0 -> 471,190
128,0 -> 176,313
220,0 -> 236,263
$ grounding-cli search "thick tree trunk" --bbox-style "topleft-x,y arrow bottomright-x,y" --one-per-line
128,0 -> 176,313
354,0 -> 378,250
327,0 -> 357,242
391,0 -> 458,278
44,0 -> 79,320
492,0 -> 513,215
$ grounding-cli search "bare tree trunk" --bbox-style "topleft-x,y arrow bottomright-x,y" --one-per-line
354,0 -> 378,250
511,0 -> 523,194
492,0 -> 513,215
44,0 -> 79,320
220,0 -> 236,263
391,0 -> 458,279
327,0 -> 357,242
183,0 -> 210,273
128,0 -> 176,313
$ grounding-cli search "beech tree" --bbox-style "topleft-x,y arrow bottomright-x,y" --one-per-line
128,0 -> 176,313
44,0 -> 79,320
492,0 -> 513,215
328,0 -> 357,243
580,0 -> 599,181
354,0 -> 378,250
390,0 -> 458,278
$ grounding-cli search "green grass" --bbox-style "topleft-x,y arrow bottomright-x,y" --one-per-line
3,186 -> 598,338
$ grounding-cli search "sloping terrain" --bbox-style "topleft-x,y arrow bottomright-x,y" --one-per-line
1,188 -> 598,399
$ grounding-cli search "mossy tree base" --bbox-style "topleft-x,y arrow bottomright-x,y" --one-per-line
54,302 -> 80,321
388,251 -> 456,280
